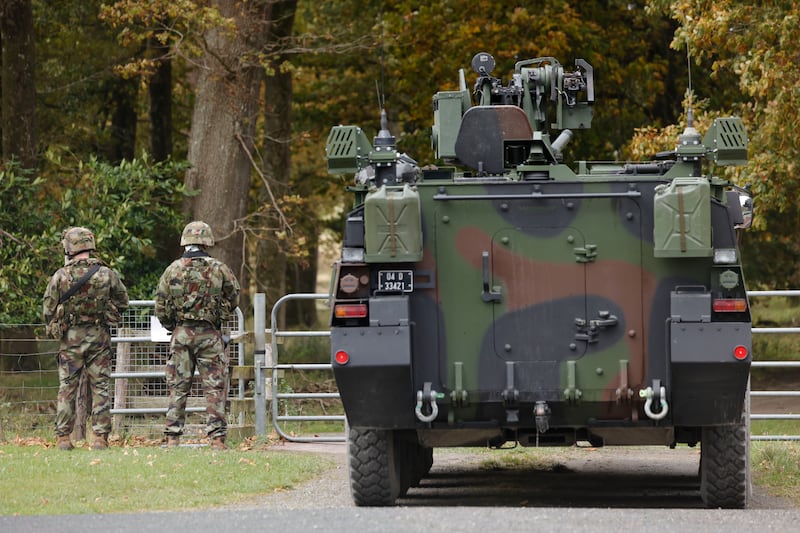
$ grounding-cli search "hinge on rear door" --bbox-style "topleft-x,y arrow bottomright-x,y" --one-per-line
481,251 -> 502,302
563,360 -> 582,401
450,361 -> 468,407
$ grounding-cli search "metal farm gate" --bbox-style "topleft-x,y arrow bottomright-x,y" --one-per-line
748,290 -> 800,441
110,300 -> 245,438
264,292 -> 800,443
106,293 -> 799,441
267,293 -> 344,442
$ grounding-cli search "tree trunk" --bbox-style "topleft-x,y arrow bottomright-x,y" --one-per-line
256,0 -> 297,324
148,37 -> 172,162
105,77 -> 138,163
0,0 -> 36,167
288,240 -> 318,326
184,0 -> 272,302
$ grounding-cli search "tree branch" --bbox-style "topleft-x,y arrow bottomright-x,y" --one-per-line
235,131 -> 292,233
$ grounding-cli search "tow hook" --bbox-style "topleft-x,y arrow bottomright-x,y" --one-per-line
534,401 -> 551,433
640,381 -> 669,420
416,382 -> 442,423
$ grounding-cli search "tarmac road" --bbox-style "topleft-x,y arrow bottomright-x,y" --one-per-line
3,442 -> 800,532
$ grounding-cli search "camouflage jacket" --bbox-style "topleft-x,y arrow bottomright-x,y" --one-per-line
155,251 -> 240,331
42,257 -> 130,339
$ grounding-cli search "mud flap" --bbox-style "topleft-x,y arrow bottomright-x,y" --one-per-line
331,325 -> 415,428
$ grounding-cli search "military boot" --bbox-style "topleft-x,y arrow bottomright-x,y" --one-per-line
91,433 -> 109,450
56,435 -> 74,451
165,435 -> 180,447
210,436 -> 228,450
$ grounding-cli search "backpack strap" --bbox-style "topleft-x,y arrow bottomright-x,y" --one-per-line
58,264 -> 102,305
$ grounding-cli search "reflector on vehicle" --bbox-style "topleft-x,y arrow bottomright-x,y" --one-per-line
733,345 -> 748,360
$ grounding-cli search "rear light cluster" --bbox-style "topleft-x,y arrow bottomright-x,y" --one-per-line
334,303 -> 368,319
712,298 -> 747,313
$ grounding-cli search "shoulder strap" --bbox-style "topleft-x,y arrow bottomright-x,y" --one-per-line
58,264 -> 102,305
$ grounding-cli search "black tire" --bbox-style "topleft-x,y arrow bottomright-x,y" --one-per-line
415,444 -> 433,485
397,436 -> 413,496
700,383 -> 750,509
407,440 -> 434,487
347,426 -> 401,506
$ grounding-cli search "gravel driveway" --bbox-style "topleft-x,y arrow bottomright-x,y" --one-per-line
5,441 -> 799,533
236,440 -> 796,510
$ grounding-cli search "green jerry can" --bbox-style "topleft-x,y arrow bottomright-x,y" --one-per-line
653,176 -> 712,257
363,183 -> 423,262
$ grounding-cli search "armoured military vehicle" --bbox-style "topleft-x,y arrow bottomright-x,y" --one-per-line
325,52 -> 753,508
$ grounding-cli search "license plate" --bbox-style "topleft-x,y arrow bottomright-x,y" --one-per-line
377,270 -> 413,293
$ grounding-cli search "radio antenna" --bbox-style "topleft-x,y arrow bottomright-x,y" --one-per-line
686,42 -> 694,128
376,0 -> 385,113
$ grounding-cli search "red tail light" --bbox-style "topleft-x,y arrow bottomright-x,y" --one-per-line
733,345 -> 749,360
712,298 -> 747,312
334,303 -> 368,318
335,350 -> 350,365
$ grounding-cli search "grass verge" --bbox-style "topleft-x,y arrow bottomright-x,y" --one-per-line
0,439 -> 332,516
752,441 -> 800,505
1,439 -> 798,514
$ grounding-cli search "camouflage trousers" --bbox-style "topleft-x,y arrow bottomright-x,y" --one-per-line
164,322 -> 228,439
55,325 -> 112,437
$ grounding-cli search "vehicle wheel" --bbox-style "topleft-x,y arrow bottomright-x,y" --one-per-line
410,441 -> 433,487
700,383 -> 750,509
347,426 -> 401,506
417,444 -> 433,483
396,436 -> 413,495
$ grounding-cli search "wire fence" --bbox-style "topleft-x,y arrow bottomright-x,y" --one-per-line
0,301 -> 246,441
2,293 -> 799,443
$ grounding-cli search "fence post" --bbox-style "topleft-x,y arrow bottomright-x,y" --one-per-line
254,293 -> 267,435
113,339 -> 129,434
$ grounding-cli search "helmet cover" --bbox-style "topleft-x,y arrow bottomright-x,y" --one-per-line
180,221 -> 215,247
62,227 -> 96,256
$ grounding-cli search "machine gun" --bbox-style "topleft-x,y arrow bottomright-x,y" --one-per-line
433,52 -> 594,171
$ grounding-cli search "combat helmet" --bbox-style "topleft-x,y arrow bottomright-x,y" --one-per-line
180,221 -> 215,247
62,227 -> 96,256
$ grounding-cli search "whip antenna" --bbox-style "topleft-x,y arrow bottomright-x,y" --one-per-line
686,42 -> 694,128
377,0 -> 385,114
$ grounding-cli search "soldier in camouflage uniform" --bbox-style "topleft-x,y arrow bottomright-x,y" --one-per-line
43,227 -> 129,451
156,221 -> 240,450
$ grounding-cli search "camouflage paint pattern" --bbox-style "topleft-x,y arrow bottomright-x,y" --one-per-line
61,226 -> 96,255
43,256 -> 129,437
53,325 -> 114,436
327,53 -> 752,448
155,253 -> 239,331
156,250 -> 239,438
164,322 -> 229,438
43,257 -> 129,339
